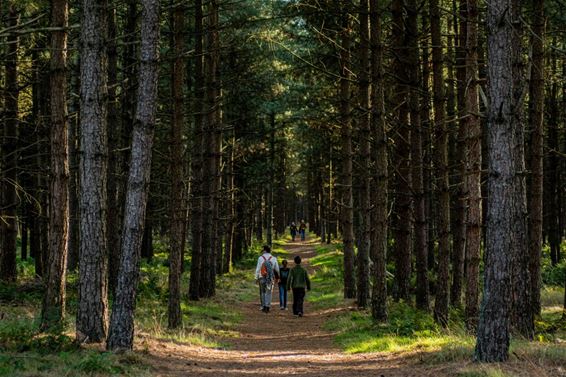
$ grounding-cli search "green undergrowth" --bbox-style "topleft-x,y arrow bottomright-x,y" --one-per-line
0,238 -> 282,375
0,316 -> 149,377
309,240 -> 566,375
308,243 -> 345,309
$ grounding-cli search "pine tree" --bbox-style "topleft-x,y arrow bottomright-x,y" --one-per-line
41,0 -> 70,330
77,0 -> 109,343
107,0 -> 161,351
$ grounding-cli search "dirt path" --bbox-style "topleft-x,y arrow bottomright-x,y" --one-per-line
147,239 -> 429,376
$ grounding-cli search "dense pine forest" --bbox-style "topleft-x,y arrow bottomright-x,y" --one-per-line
0,0 -> 565,375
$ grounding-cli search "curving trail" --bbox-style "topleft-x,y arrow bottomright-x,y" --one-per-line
147,239 -> 438,376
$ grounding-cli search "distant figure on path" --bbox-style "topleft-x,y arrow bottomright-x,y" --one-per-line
299,220 -> 307,241
290,222 -> 298,241
255,245 -> 280,313
287,255 -> 311,317
278,260 -> 290,310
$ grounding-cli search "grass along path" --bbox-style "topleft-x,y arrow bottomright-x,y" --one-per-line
148,238 -> 440,377
146,237 -> 565,377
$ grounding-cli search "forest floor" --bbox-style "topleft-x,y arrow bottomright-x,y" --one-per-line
146,239 -> 422,376
144,238 -> 566,377
1,237 -> 564,376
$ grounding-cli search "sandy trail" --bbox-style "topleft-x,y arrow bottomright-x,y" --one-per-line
147,239 -> 432,376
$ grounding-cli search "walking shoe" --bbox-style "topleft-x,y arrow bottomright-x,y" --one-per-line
280,306 -> 285,310
298,312 -> 303,317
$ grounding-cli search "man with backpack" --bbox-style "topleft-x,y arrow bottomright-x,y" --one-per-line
255,245 -> 280,313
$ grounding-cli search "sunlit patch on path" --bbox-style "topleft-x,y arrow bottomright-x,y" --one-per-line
146,238 -> 441,376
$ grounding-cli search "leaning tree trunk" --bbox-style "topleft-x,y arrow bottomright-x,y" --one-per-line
1,4 -> 19,283
41,0 -> 70,330
77,0 -> 109,343
431,0 -> 450,325
356,0 -> 370,309
527,0 -> 545,321
369,0 -> 388,322
107,0 -> 160,351
464,0 -> 482,331
475,0 -> 522,361
339,8 -> 356,299
168,1 -> 185,329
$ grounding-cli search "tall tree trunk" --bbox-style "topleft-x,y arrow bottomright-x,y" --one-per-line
201,0 -> 220,298
339,8 -> 356,299
1,3 -> 19,283
189,0 -> 204,301
451,0 -> 467,308
391,0 -> 412,302
509,0 -> 532,339
527,0 -> 545,320
369,0 -> 388,322
356,0 -> 370,309
77,0 -> 109,343
420,8 -> 433,297
431,0 -> 450,324
407,0 -> 428,312
168,1 -> 185,329
67,57 -> 80,272
223,129 -> 235,274
41,0 -> 70,330
475,0 -> 523,361
267,113 -> 275,247
546,82 -> 560,266
107,6 -> 120,293
107,0 -> 160,351
464,0 -> 482,330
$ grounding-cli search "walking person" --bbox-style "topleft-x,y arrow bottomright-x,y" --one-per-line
299,220 -> 307,241
290,222 -> 298,241
278,260 -> 290,310
287,255 -> 311,317
255,245 -> 280,313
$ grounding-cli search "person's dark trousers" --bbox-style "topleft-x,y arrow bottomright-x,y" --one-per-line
279,284 -> 287,308
292,287 -> 305,315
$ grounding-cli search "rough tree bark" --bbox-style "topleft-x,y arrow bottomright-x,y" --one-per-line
107,0 -> 160,351
369,0 -> 388,322
107,6 -> 120,293
356,0 -> 370,309
509,0 -> 532,339
464,0 -> 482,331
41,0 -> 70,330
339,7 -> 356,299
77,0 -> 109,343
475,0 -> 523,361
168,1 -> 185,329
527,0 -> 545,320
